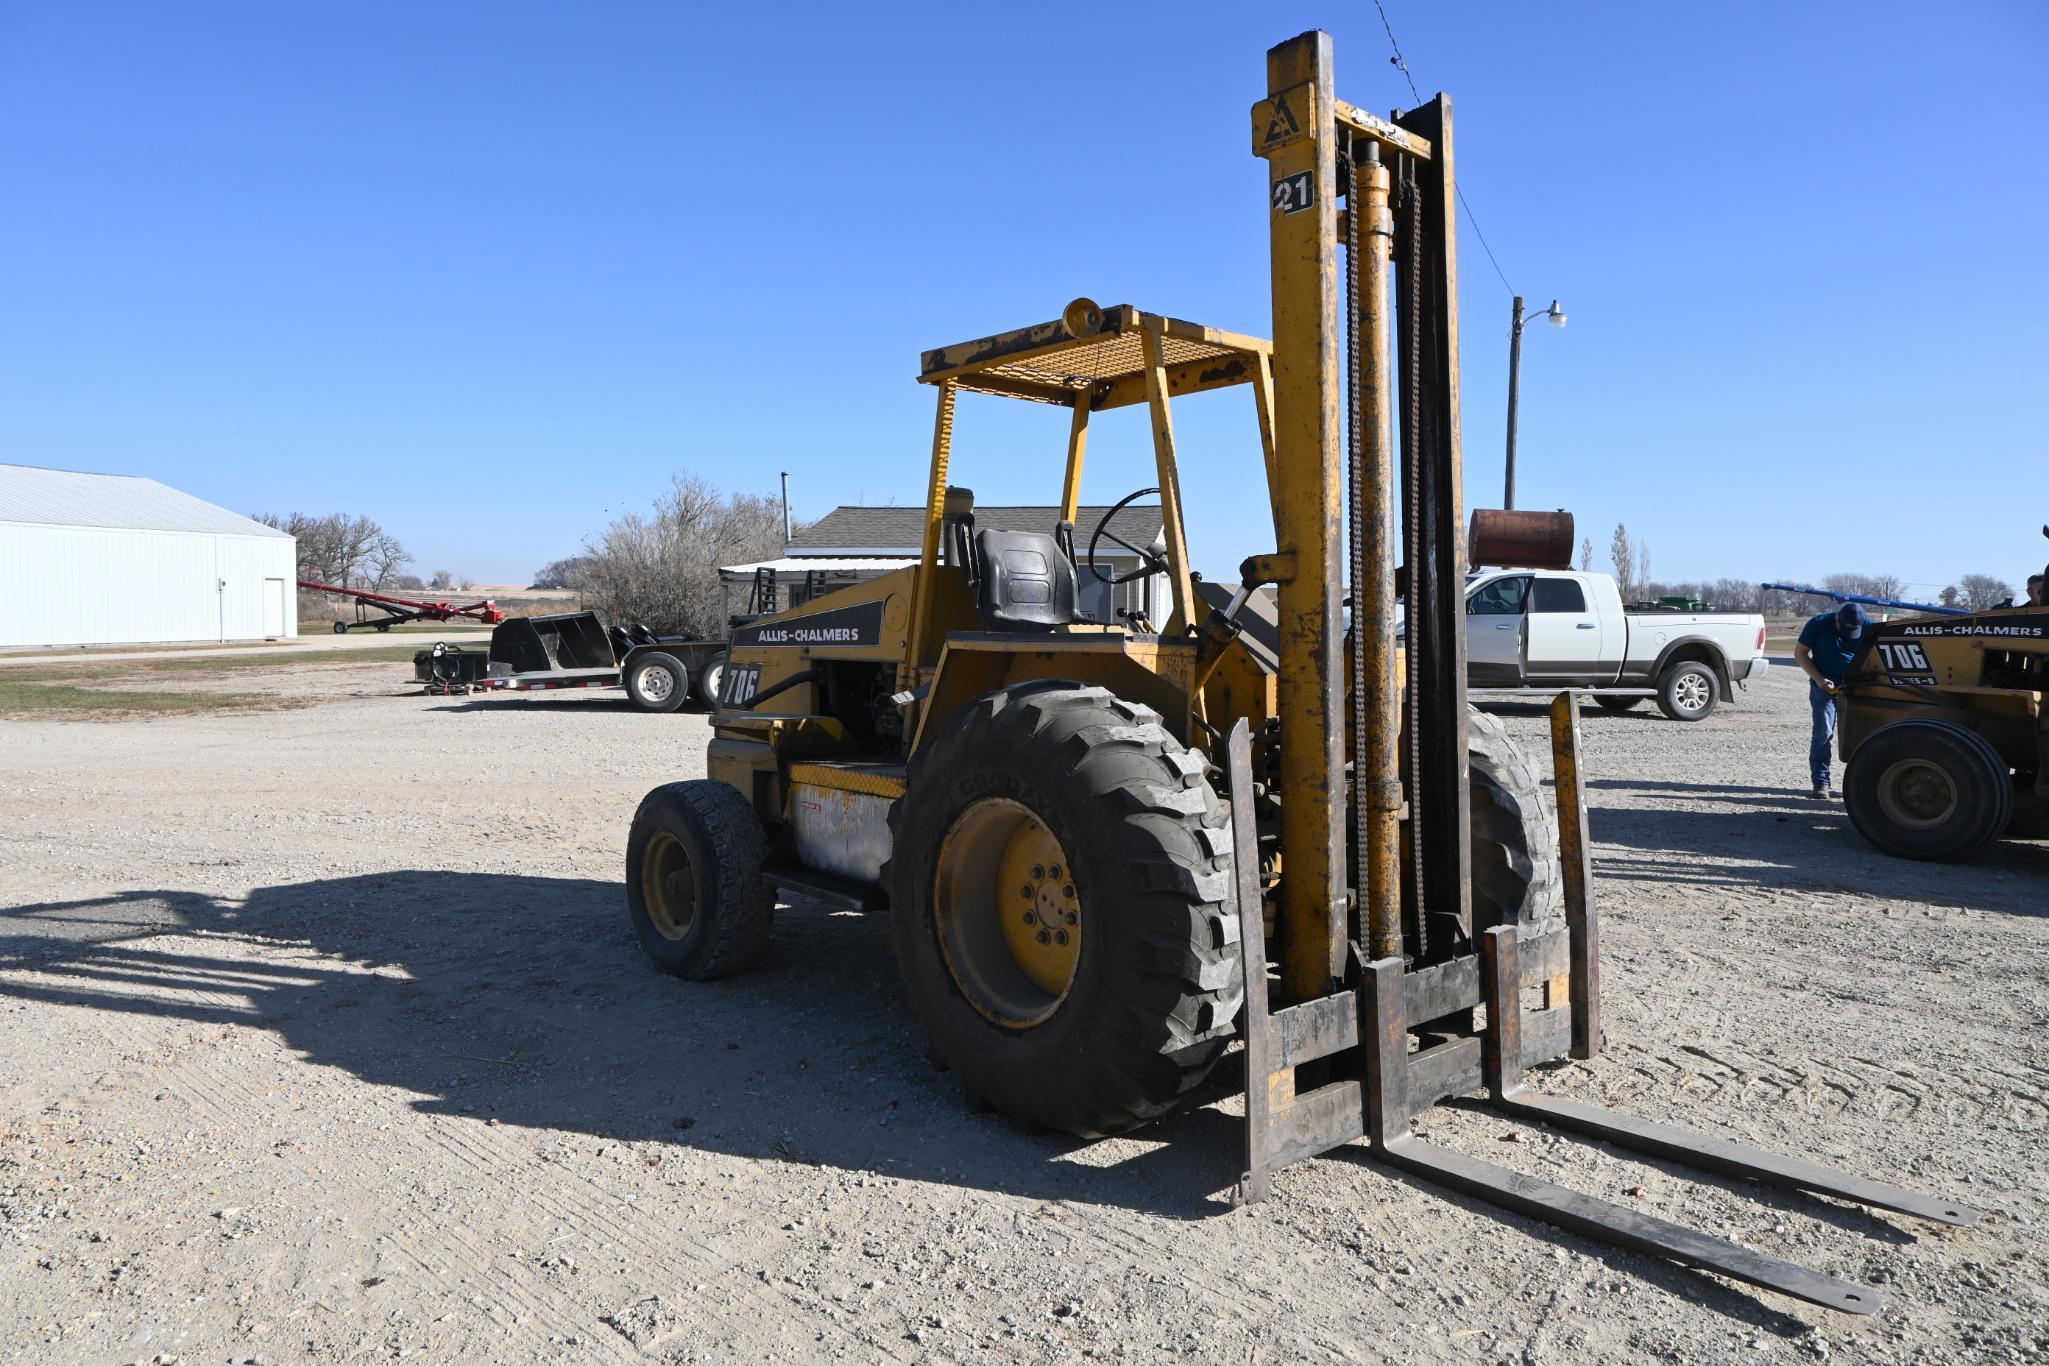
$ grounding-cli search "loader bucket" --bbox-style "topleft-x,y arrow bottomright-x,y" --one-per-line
490,611 -> 617,673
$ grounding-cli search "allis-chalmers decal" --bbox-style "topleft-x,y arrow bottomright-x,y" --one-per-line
730,600 -> 886,649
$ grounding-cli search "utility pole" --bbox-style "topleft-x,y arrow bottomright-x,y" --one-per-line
1503,295 -> 1565,511
780,471 -> 792,544
1504,296 -> 1524,510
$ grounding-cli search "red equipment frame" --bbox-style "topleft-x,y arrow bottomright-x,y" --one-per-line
300,579 -> 504,633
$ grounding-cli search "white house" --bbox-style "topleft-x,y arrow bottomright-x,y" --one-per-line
0,463 -> 298,647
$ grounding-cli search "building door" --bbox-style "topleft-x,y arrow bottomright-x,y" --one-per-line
263,578 -> 287,639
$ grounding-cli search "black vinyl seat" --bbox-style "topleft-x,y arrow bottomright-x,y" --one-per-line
974,528 -> 1077,632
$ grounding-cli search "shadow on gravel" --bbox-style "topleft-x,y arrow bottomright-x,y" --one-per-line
0,873 -> 1238,1219
424,697 -> 717,715
1583,790 -> 2049,915
0,876 -> 1942,1326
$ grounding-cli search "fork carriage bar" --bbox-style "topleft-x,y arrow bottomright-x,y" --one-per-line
1223,712 -> 1977,1317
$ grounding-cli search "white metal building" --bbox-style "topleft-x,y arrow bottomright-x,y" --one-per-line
0,463 -> 298,647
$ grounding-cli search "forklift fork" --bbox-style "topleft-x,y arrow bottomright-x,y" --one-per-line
1223,703 -> 1975,1316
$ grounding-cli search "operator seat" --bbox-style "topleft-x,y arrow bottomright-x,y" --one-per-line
975,528 -> 1077,632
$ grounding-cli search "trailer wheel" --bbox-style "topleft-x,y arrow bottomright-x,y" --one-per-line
332,620 -> 348,634
694,653 -> 728,707
625,652 -> 689,713
1655,660 -> 1718,721
1593,695 -> 1640,712
887,683 -> 1241,1137
626,780 -> 774,978
375,622 -> 391,633
1844,719 -> 2012,862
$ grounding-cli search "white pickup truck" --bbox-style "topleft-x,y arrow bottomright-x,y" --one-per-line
1462,569 -> 1769,721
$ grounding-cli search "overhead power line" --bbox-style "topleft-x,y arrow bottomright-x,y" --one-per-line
1369,0 -> 1517,299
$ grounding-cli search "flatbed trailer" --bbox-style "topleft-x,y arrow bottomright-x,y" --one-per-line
415,611 -> 727,713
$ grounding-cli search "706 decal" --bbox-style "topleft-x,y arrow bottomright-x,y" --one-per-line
1876,641 -> 1931,672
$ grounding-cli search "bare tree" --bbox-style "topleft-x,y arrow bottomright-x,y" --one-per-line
429,569 -> 457,591
255,511 -> 409,589
531,556 -> 591,591
1634,543 -> 1652,599
576,475 -> 797,635
1609,524 -> 1635,600
1956,573 -> 2016,612
1709,578 -> 1759,611
1578,536 -> 1592,573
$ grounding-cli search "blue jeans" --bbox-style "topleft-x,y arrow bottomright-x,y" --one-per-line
1808,683 -> 1838,789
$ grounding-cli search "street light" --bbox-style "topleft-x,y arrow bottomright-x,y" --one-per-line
1503,295 -> 1565,510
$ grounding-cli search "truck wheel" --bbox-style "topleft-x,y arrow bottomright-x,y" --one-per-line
1844,719 -> 2012,862
887,684 -> 1242,1137
693,653 -> 728,707
625,780 -> 774,978
1593,695 -> 1640,712
1468,707 -> 1565,942
1655,660 -> 1718,721
626,652 -> 689,713
333,621 -> 348,634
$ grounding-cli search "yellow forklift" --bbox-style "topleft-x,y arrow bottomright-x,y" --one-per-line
1839,532 -> 2049,860
622,31 -> 1972,1311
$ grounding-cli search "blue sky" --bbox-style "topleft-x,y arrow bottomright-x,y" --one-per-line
2,3 -> 2044,594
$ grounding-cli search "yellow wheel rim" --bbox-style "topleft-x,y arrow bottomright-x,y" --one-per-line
1876,757 -> 1959,831
640,830 -> 696,941
933,798 -> 1081,1028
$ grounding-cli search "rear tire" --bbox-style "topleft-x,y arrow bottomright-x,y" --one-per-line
1468,707 -> 1565,942
626,652 -> 689,713
332,621 -> 348,634
1844,719 -> 2011,862
1655,660 -> 1718,721
694,652 -> 728,707
625,780 -> 774,978
1593,695 -> 1640,712
887,684 -> 1242,1138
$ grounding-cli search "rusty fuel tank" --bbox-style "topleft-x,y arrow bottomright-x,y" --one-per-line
1468,508 -> 1575,570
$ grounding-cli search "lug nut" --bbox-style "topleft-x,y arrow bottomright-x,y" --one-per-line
1049,865 -> 1062,879
1063,884 -> 1075,899
1054,929 -> 1068,946
1036,929 -> 1051,945
1020,884 -> 1033,898
1032,865 -> 1045,879
1064,911 -> 1077,926
1022,911 -> 1036,925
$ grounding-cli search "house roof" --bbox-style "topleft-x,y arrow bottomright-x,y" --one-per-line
0,463 -> 289,538
788,503 -> 1163,555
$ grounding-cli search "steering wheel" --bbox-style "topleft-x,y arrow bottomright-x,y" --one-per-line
1086,487 -> 1171,586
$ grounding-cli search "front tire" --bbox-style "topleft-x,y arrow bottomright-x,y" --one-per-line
625,780 -> 774,978
887,684 -> 1241,1137
1655,660 -> 1718,721
626,652 -> 689,713
1468,707 -> 1565,942
1844,719 -> 2012,862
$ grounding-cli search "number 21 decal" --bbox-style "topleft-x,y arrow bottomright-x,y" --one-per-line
1271,171 -> 1314,215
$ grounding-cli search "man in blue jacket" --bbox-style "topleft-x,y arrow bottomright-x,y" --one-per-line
1793,602 -> 1869,797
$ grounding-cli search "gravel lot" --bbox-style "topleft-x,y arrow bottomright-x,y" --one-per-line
2,658 -> 2043,1363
